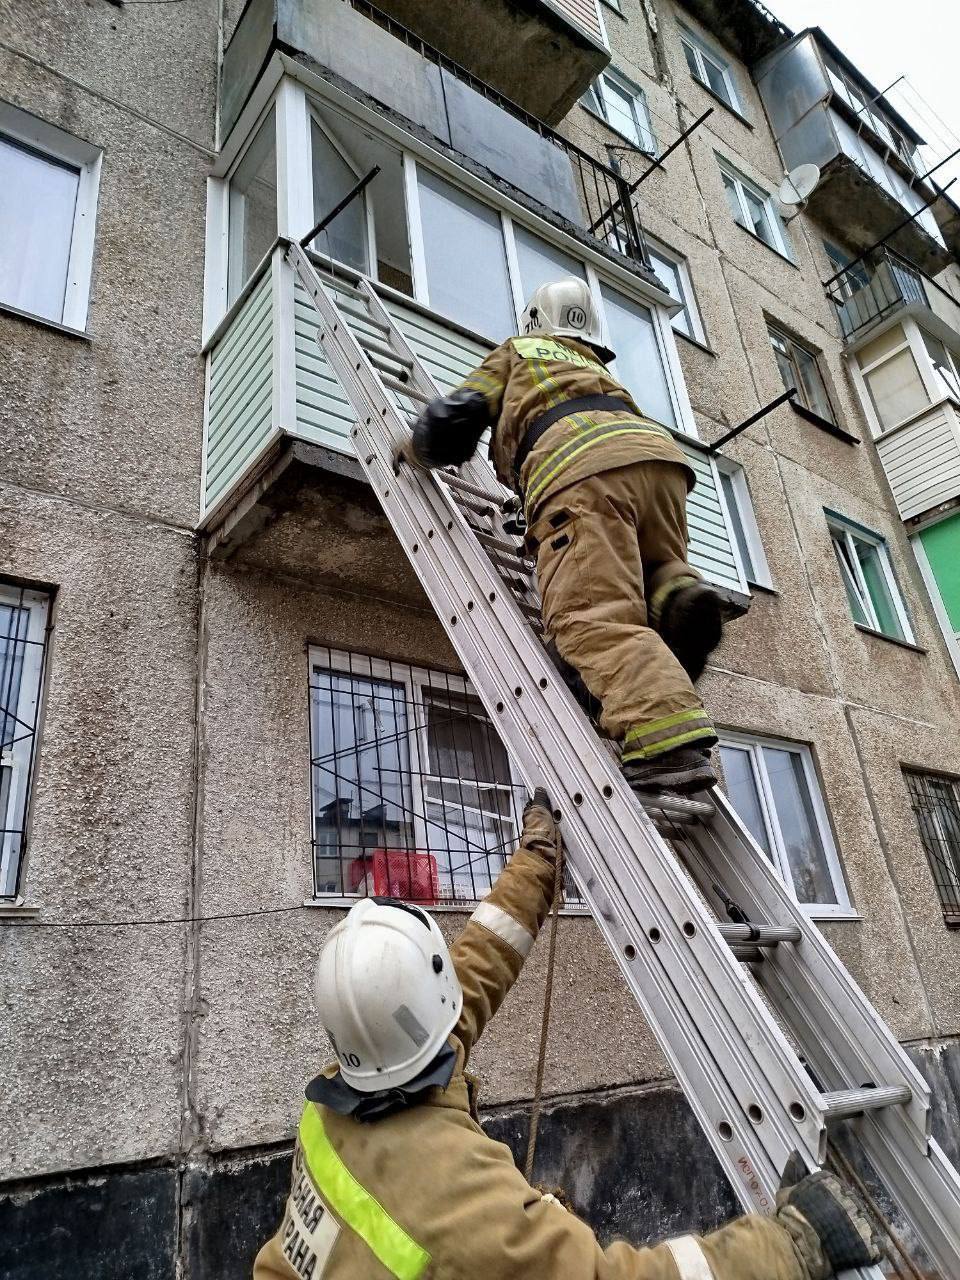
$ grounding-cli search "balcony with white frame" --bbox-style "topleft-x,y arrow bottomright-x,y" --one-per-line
754,31 -> 952,271
200,75 -> 754,605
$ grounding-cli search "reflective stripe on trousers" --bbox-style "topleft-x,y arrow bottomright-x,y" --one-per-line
298,1105 -> 431,1280
524,417 -> 672,510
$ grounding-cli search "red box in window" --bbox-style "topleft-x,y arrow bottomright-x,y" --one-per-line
348,849 -> 440,905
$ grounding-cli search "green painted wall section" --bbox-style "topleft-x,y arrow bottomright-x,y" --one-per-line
920,513 -> 960,632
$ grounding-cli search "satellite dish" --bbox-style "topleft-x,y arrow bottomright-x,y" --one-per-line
777,163 -> 821,219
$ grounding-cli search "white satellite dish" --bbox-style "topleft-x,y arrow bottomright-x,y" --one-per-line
776,163 -> 821,220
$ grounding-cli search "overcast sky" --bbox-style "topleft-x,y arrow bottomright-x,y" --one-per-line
765,0 -> 960,178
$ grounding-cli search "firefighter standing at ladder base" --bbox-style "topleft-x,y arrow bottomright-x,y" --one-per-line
395,278 -> 724,796
254,790 -> 879,1280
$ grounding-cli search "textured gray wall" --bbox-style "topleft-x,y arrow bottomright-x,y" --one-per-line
3,2 -> 960,1276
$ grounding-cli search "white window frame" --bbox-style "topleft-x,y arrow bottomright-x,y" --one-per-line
308,647 -> 529,906
307,108 -> 378,278
678,25 -> 743,114
644,236 -> 706,345
717,157 -> 793,261
715,458 -> 772,590
1,584 -> 50,901
766,323 -> 835,425
849,317 -> 953,438
718,730 -> 854,919
581,70 -> 657,156
826,513 -> 915,643
0,100 -> 102,333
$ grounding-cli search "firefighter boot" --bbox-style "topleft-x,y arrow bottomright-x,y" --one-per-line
657,581 -> 725,683
622,746 -> 717,795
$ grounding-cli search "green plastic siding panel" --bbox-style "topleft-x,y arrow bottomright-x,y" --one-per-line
292,281 -> 494,448
205,270 -> 274,509
682,444 -> 744,592
919,513 -> 960,632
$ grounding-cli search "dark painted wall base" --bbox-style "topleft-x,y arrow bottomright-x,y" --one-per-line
2,1041 -> 958,1280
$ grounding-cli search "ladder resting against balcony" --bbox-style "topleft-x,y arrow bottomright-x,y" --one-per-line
280,237 -> 960,1277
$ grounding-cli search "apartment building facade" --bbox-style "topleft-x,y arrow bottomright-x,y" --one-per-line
3,0 -> 960,1275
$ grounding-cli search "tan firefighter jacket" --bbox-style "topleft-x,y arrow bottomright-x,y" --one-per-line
456,334 -> 694,516
253,805 -> 806,1280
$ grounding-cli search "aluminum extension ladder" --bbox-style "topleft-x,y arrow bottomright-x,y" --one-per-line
284,238 -> 960,1277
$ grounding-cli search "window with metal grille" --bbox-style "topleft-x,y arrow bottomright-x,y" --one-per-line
1,582 -> 51,900
904,769 -> 960,926
309,648 -> 539,905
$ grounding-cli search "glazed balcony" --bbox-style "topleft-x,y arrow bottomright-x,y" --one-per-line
754,32 -> 950,271
199,242 -> 753,606
222,0 -> 609,138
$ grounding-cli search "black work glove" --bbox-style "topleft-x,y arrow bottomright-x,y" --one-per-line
521,787 -> 559,862
775,1151 -> 880,1280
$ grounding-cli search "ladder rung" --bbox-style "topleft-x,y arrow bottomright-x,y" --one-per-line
325,276 -> 367,300
361,334 -> 414,368
437,472 -> 506,504
821,1085 -> 912,1120
339,300 -> 390,332
731,944 -> 764,963
474,531 -> 533,562
486,550 -> 535,579
642,794 -> 715,821
457,497 -> 497,519
381,377 -> 431,403
718,924 -> 802,946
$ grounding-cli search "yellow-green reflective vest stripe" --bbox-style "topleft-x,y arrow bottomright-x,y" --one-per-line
298,1105 -> 431,1280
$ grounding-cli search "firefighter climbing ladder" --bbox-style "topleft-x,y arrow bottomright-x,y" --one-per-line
284,237 -> 960,1277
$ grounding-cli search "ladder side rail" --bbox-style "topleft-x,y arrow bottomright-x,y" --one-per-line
680,792 -> 932,1140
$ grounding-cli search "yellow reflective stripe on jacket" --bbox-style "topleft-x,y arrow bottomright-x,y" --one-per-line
511,336 -> 607,374
298,1105 -> 431,1280
525,420 -> 672,509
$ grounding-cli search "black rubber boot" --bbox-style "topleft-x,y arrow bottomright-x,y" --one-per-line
623,746 -> 717,795
658,583 -> 725,683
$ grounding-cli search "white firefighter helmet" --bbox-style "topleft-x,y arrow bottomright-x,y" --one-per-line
313,897 -> 464,1092
519,277 -> 615,363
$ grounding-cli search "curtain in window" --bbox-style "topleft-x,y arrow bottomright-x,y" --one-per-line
719,745 -> 773,859
762,747 -> 834,905
0,135 -> 79,322
599,283 -> 676,428
310,670 -> 414,893
863,348 -> 929,430
417,169 -> 515,342
0,605 -> 28,750
422,690 -> 515,900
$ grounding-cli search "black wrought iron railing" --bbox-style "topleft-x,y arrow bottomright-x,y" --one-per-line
904,769 -> 960,928
348,0 -> 653,266
826,246 -> 940,339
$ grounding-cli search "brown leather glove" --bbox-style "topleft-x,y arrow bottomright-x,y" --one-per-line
775,1152 -> 880,1280
391,434 -> 426,473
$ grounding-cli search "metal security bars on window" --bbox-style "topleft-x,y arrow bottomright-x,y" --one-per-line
1,584 -> 51,899
309,648 -> 570,906
904,769 -> 960,926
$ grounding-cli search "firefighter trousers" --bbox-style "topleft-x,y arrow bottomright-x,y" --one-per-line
530,460 -> 716,763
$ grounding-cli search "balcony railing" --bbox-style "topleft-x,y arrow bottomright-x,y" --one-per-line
827,247 -> 960,342
348,0 -> 650,265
